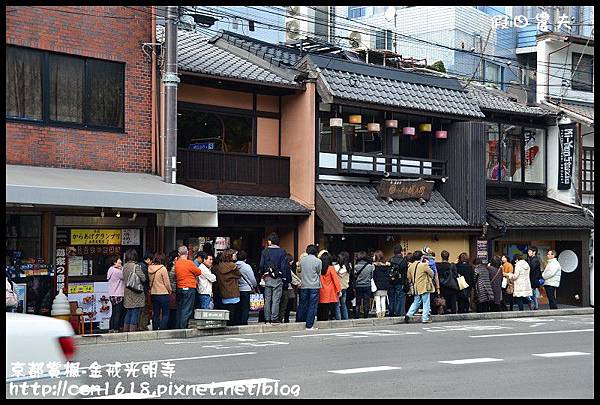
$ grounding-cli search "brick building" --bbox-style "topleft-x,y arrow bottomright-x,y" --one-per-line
5,6 -> 216,318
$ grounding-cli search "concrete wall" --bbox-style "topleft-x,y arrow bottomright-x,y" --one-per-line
281,82 -> 317,255
6,6 -> 153,173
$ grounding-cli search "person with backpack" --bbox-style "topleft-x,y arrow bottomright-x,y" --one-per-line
258,233 -> 290,325
353,251 -> 374,319
296,244 -> 322,330
122,249 -> 147,332
404,250 -> 435,324
388,245 -> 408,317
436,250 -> 459,314
148,253 -> 172,330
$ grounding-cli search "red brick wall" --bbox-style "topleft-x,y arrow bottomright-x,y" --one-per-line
6,6 -> 153,173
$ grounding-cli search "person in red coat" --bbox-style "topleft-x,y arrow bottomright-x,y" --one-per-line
317,252 -> 341,321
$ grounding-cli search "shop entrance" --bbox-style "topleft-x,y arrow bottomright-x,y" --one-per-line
555,241 -> 583,306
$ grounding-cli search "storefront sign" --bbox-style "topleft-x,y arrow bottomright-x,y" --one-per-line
121,229 -> 141,245
492,12 -> 572,31
55,248 -> 68,294
377,178 -> 434,201
477,239 -> 488,264
71,229 -> 122,245
75,245 -> 122,256
558,123 -> 576,190
189,142 -> 215,151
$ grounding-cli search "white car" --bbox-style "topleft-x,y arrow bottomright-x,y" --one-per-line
5,312 -> 76,382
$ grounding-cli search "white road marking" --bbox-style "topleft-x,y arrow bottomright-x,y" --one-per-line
328,366 -> 401,374
529,323 -> 546,328
240,341 -> 290,347
439,358 -> 503,365
532,352 -> 592,358
80,352 -> 257,370
509,318 -> 555,323
164,340 -> 223,345
422,325 -> 511,332
225,337 -> 257,342
469,329 -> 594,338
291,329 -> 416,338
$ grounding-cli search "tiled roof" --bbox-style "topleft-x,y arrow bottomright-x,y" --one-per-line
317,183 -> 468,227
466,84 -> 552,117
156,27 -> 300,88
308,55 -> 484,119
217,195 -> 310,215
216,30 -> 304,68
487,197 -> 594,229
546,98 -> 594,124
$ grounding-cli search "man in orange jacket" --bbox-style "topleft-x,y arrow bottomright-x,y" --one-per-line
175,245 -> 202,329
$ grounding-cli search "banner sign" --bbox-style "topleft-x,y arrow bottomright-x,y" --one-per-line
377,178 -> 435,201
71,229 -> 122,245
476,239 -> 489,265
55,248 -> 68,294
558,123 -> 576,190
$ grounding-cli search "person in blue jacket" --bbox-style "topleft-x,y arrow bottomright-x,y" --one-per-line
259,233 -> 291,324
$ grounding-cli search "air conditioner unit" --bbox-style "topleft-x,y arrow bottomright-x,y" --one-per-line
285,6 -> 313,43
348,31 -> 363,48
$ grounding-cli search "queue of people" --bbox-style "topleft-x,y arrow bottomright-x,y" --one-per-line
104,240 -> 562,333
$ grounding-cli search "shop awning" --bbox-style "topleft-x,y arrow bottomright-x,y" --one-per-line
316,183 -> 475,234
6,165 -> 218,227
487,197 -> 595,230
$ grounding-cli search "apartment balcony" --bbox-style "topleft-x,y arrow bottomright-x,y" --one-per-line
178,149 -> 290,197
319,152 -> 447,180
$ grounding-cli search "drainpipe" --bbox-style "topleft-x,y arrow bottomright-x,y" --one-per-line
163,6 -> 180,184
546,42 -> 570,101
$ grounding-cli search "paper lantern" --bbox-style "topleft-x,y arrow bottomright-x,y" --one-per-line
402,126 -> 416,136
419,123 -> 432,132
435,130 -> 448,139
385,119 -> 398,128
367,122 -> 381,132
329,118 -> 343,127
349,115 -> 362,124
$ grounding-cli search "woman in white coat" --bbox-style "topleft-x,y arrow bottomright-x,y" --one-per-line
506,254 -> 532,311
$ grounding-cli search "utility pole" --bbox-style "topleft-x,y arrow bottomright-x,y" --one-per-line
163,6 -> 180,184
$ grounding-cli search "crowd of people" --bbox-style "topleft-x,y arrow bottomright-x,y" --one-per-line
100,234 -> 563,332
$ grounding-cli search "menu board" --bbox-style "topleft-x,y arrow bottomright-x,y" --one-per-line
68,282 -> 112,326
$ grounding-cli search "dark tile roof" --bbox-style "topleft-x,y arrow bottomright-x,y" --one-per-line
487,197 -> 595,229
546,98 -> 594,124
217,195 -> 310,215
156,27 -> 300,88
215,30 -> 304,68
317,183 -> 468,227
466,84 -> 552,117
307,55 -> 484,119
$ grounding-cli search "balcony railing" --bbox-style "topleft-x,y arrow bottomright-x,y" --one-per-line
178,149 -> 290,197
319,152 -> 446,180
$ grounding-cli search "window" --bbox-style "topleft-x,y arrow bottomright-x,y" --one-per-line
178,109 -> 253,153
5,47 -> 43,120
375,30 -> 393,50
348,7 -> 366,19
501,125 -> 523,182
571,53 -> 593,92
582,147 -> 594,194
524,128 -> 545,183
485,123 -> 500,180
319,110 -> 336,153
6,45 -> 125,130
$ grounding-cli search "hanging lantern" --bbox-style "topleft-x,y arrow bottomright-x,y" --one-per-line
419,123 -> 432,132
349,115 -> 362,124
329,118 -> 343,127
385,119 -> 398,128
367,122 -> 381,132
402,126 -> 416,136
435,130 -> 448,139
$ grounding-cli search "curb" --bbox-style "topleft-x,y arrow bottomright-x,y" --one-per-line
74,307 -> 594,346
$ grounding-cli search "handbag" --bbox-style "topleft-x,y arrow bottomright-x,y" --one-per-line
249,293 -> 265,311
6,279 -> 18,307
433,294 -> 446,308
371,278 -> 377,293
291,271 -> 302,287
457,275 -> 469,291
501,277 -> 508,289
126,264 -> 144,293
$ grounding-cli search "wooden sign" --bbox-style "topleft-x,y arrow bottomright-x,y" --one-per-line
377,178 -> 435,201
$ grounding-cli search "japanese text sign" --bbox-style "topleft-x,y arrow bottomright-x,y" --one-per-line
71,229 -> 122,245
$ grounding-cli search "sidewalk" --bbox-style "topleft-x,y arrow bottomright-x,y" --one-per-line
74,307 -> 594,346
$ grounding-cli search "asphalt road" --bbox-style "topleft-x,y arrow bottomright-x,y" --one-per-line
7,314 -> 594,399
